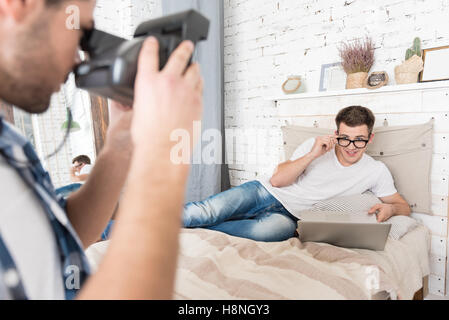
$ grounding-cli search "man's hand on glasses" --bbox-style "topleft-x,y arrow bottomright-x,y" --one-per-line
309,135 -> 339,159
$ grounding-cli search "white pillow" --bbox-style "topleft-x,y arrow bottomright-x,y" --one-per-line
386,216 -> 420,240
302,192 -> 418,240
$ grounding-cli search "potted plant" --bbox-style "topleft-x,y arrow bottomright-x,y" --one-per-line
338,37 -> 375,89
394,37 -> 423,84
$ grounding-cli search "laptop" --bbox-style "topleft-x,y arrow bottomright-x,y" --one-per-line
297,211 -> 392,251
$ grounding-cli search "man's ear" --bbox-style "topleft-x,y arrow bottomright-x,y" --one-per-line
368,132 -> 375,144
0,0 -> 40,22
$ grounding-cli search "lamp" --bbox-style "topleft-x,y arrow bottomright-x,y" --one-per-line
61,107 -> 81,132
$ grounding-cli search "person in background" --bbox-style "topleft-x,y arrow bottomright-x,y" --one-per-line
183,106 -> 411,242
61,155 -> 113,242
71,155 -> 92,183
55,155 -> 93,198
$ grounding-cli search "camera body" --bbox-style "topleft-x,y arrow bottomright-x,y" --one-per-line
74,10 -> 210,106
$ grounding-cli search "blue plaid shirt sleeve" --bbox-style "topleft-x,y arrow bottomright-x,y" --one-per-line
0,118 -> 90,300
0,267 -> 10,299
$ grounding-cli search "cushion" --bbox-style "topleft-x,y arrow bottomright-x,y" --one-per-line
282,121 -> 434,214
299,192 -> 419,240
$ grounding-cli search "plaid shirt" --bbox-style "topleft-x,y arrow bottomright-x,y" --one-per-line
0,117 -> 90,300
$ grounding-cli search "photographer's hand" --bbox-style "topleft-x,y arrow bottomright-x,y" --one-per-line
78,37 -> 204,300
132,37 -> 203,150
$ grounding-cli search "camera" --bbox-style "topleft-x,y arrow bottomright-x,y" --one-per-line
74,10 -> 210,106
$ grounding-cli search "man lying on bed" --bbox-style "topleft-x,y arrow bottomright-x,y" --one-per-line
183,106 -> 411,242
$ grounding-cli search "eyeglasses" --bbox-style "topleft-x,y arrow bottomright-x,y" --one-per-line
336,137 -> 370,149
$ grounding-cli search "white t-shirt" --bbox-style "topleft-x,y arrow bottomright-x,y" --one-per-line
75,164 -> 92,185
79,164 -> 92,176
260,138 -> 398,218
0,157 -> 65,300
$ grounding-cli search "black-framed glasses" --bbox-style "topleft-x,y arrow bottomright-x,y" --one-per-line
336,137 -> 370,149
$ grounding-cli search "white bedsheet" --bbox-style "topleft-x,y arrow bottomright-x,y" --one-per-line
85,225 -> 430,300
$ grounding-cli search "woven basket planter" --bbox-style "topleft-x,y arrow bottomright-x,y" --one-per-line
346,72 -> 368,89
394,55 -> 424,85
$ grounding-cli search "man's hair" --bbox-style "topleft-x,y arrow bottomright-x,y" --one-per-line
335,106 -> 375,134
45,0 -> 65,6
45,0 -> 81,6
72,155 -> 91,165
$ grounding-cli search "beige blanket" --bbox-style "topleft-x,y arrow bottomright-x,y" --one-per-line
85,225 -> 430,300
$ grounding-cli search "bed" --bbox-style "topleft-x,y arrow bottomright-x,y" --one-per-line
85,118 -> 438,300
85,224 -> 430,300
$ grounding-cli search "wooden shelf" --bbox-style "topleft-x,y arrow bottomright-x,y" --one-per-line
264,80 -> 449,102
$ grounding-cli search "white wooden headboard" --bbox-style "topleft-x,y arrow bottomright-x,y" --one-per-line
268,81 -> 449,297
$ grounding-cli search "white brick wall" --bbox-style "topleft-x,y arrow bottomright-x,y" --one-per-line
224,0 -> 449,186
91,0 -> 449,188
94,0 -> 162,38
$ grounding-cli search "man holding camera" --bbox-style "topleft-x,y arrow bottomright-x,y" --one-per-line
0,0 -> 203,299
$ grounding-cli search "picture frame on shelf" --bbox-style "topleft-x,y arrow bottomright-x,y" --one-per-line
420,45 -> 449,82
319,62 -> 346,92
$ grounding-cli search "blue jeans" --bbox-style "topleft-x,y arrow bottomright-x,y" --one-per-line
101,220 -> 115,241
183,181 -> 298,242
55,183 -> 82,199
